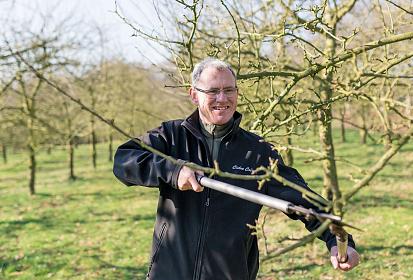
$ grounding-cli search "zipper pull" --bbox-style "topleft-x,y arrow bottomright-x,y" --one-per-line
205,197 -> 210,206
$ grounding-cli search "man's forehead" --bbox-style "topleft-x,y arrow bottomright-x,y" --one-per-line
198,67 -> 236,83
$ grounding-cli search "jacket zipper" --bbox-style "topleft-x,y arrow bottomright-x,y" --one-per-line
193,130 -> 215,280
147,222 -> 168,277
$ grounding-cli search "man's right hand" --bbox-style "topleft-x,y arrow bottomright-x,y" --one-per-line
177,166 -> 204,192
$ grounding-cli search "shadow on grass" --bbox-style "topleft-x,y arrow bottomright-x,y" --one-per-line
0,242 -> 79,278
131,213 -> 156,222
350,194 -> 413,208
90,255 -> 148,278
267,262 -> 319,274
0,217 -> 54,236
58,192 -> 146,205
87,210 -> 155,222
35,193 -> 53,197
65,213 -> 155,225
358,245 -> 413,257
374,173 -> 413,181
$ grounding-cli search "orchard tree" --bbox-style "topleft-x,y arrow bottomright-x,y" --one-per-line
115,0 -> 413,257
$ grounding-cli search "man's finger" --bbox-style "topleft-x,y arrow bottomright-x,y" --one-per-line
179,183 -> 191,191
189,175 -> 204,192
330,256 -> 339,269
338,262 -> 351,271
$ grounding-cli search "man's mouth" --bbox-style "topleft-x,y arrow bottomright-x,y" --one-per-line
212,105 -> 230,111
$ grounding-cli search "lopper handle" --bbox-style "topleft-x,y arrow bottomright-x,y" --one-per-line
337,232 -> 349,263
196,173 -> 350,260
330,223 -> 349,263
195,174 -> 291,213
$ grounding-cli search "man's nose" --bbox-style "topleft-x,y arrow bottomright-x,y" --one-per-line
215,90 -> 228,101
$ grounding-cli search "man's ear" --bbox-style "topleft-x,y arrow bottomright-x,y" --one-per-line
189,87 -> 199,105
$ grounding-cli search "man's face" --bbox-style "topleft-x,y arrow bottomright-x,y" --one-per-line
190,67 -> 238,125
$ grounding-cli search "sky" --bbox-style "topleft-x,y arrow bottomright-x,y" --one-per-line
0,0 -> 166,64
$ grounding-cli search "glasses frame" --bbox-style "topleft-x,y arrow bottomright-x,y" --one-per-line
194,86 -> 238,96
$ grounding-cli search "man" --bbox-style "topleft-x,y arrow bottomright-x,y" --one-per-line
113,58 -> 359,280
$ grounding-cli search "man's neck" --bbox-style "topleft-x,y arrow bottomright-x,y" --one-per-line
199,117 -> 234,138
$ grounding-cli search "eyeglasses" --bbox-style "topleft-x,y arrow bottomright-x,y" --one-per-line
194,86 -> 238,96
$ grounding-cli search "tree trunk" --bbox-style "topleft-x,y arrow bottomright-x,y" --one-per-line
383,134 -> 392,150
47,146 -> 52,155
319,112 -> 340,201
312,117 -> 318,137
284,136 -> 294,166
360,128 -> 367,144
108,131 -> 113,162
2,144 -> 6,164
359,105 -> 367,144
69,138 -> 76,180
28,143 -> 36,195
91,115 -> 97,169
27,107 -> 36,195
340,107 -> 346,143
406,92 -> 411,124
319,36 -> 341,203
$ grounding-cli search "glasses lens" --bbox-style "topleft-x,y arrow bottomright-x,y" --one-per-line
223,88 -> 237,95
195,87 -> 237,96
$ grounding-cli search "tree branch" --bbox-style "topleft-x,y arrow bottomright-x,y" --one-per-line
343,127 -> 413,201
384,0 -> 413,15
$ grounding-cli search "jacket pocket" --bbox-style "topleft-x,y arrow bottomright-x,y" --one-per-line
147,222 -> 168,276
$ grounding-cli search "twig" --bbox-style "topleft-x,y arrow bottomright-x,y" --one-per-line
384,0 -> 413,15
262,220 -> 331,262
343,127 -> 413,201
221,0 -> 241,75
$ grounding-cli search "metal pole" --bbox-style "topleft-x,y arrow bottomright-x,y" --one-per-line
197,175 -> 291,213
197,175 -> 351,263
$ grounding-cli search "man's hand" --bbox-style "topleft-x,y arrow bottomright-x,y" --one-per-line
177,166 -> 204,192
330,246 -> 360,271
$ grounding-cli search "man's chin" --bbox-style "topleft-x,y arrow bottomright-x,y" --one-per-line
212,116 -> 231,125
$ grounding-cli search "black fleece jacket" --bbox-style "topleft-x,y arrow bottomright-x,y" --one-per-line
113,110 -> 355,280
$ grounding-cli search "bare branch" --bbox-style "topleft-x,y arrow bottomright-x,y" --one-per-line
262,220 -> 331,262
384,0 -> 413,15
336,0 -> 358,22
344,127 -> 413,201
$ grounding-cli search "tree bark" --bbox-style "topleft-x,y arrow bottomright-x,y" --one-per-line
27,104 -> 37,195
407,92 -> 411,123
69,138 -> 76,180
319,35 -> 341,203
340,107 -> 346,143
359,104 -> 367,144
318,112 -> 340,201
312,117 -> 318,137
2,144 -> 6,164
284,135 -> 294,166
28,143 -> 36,195
359,128 -> 367,144
91,115 -> 97,169
108,131 -> 113,162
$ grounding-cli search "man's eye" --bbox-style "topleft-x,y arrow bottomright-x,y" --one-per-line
208,89 -> 220,94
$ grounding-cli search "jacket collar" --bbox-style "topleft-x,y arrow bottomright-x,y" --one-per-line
182,109 -> 242,140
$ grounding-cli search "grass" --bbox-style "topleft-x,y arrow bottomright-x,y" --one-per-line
0,128 -> 412,279
0,142 -> 158,279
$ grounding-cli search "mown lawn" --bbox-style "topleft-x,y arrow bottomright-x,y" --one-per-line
0,129 -> 412,279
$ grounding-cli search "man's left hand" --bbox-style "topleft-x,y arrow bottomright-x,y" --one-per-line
330,246 -> 360,271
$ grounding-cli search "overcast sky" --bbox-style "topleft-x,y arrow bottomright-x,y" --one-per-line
0,0 -> 165,63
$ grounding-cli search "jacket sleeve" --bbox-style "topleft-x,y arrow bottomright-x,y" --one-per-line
113,122 -> 185,188
265,150 -> 356,251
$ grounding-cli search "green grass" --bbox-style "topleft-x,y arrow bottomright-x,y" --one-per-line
258,128 -> 413,280
0,129 -> 412,279
0,143 -> 157,279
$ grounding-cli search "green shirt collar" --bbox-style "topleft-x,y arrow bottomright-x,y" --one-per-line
200,117 -> 234,138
